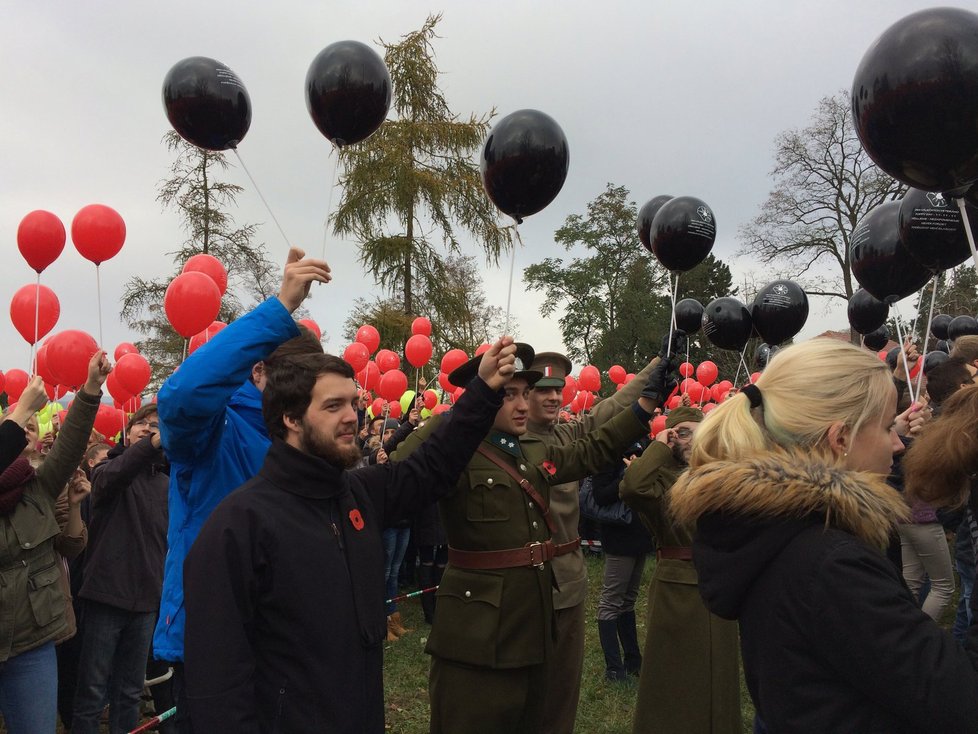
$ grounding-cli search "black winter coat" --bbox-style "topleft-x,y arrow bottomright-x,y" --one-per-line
591,450 -> 653,557
670,451 -> 978,734
183,377 -> 502,734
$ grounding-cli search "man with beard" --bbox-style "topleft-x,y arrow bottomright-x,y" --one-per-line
619,406 -> 740,734
525,352 -> 658,734
182,339 -> 518,733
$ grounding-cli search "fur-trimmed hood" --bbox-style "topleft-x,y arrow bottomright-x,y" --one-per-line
669,451 -> 910,620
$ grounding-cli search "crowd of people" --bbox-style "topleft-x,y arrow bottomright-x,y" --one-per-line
3,245 -> 978,734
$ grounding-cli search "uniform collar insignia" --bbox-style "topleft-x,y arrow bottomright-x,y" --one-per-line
487,430 -> 522,458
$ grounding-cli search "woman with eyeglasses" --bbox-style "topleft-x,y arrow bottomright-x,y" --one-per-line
668,339 -> 978,734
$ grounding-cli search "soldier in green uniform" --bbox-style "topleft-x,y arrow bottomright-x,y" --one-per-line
619,406 -> 741,734
393,344 -> 669,734
528,352 -> 659,734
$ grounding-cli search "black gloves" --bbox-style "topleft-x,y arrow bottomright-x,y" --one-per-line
659,331 -> 688,361
641,358 -> 675,408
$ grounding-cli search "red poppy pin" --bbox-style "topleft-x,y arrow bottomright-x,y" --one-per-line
541,461 -> 557,476
348,508 -> 365,531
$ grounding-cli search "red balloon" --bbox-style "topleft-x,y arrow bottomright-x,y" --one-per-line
375,349 -> 400,374
188,321 -> 228,355
115,353 -> 151,396
370,398 -> 387,417
297,319 -> 322,340
475,343 -> 491,356
679,362 -> 694,378
0,371 -> 5,395
343,342 -> 370,372
608,365 -> 626,385
437,372 -> 453,393
877,350 -> 888,361
45,330 -> 98,388
105,370 -> 132,404
164,272 -> 222,338
452,387 -> 465,403
625,372 -> 636,383
423,389 -> 438,410
378,369 -> 408,402
356,325 -> 381,354
711,384 -> 726,403
94,403 -> 124,441
17,211 -> 66,273
578,365 -> 601,392
562,375 -> 577,407
9,284 -> 59,345
702,402 -> 717,414
405,334 -> 433,368
114,342 -> 140,361
182,254 -> 228,295
432,404 -> 451,415
696,361 -> 719,387
356,361 -> 380,391
666,395 -> 682,410
411,317 -> 432,337
578,391 -> 595,412
650,414 -> 668,437
388,402 -> 403,419
71,204 -> 126,265
749,372 -> 761,384
4,369 -> 29,401
440,349 -> 469,376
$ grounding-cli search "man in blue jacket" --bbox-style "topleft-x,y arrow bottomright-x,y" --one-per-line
154,247 -> 331,732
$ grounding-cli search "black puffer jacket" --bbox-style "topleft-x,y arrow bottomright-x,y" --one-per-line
670,451 -> 978,734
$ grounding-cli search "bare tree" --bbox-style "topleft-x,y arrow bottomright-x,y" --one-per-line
738,92 -> 905,303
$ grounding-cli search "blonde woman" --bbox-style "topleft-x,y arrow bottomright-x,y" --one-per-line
669,339 -> 978,734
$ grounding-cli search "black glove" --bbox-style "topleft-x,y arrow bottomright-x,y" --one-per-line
641,358 -> 674,408
659,331 -> 688,361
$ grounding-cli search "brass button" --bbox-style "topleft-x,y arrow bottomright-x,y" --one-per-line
532,522 -> 539,529
23,542 -> 32,549
464,591 -> 472,598
520,464 -> 527,472
486,478 -> 493,485
528,502 -> 533,508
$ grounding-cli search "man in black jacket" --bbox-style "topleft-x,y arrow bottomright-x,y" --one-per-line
183,339 -> 518,733
73,404 -> 169,734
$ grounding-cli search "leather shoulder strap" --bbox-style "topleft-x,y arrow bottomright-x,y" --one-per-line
475,445 -> 555,534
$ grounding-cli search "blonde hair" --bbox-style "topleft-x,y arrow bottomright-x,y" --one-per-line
690,339 -> 893,468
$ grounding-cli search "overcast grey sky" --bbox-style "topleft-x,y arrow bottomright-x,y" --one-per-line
0,0 -> 962,375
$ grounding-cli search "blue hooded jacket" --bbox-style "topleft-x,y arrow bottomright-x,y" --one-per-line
153,297 -> 299,661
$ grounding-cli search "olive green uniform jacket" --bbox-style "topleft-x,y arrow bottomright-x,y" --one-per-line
0,389 -> 99,662
620,441 -> 741,734
394,405 -> 649,669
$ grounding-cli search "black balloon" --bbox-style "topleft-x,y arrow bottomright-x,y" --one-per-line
863,325 -> 889,351
754,343 -> 771,370
751,280 -> 808,345
850,201 -> 932,303
480,110 -> 569,224
847,288 -> 889,335
898,189 -> 975,272
935,339 -> 950,354
163,57 -> 251,151
851,7 -> 978,192
702,297 -> 752,351
930,314 -> 952,341
923,351 -> 950,375
306,41 -> 392,147
637,196 -> 673,253
674,298 -> 704,334
650,197 -> 716,272
948,315 -> 978,340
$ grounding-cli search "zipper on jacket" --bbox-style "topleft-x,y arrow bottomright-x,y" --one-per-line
329,505 -> 344,551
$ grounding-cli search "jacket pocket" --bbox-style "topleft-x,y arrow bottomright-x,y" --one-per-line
426,568 -> 503,666
27,560 -> 66,629
467,469 -> 511,522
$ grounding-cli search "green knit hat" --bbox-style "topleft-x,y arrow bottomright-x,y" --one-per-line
665,406 -> 704,428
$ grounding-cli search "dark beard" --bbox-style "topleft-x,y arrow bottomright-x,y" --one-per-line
671,442 -> 689,466
301,421 -> 361,469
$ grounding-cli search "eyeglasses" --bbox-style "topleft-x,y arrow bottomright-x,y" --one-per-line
675,428 -> 694,439
133,420 -> 159,430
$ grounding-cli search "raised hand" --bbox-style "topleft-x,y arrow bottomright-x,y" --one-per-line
6,376 -> 48,427
83,351 -> 112,395
477,336 -> 517,390
277,247 -> 332,313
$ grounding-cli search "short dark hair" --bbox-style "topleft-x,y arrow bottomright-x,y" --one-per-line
262,353 -> 354,440
926,357 -> 972,406
125,404 -> 159,435
951,335 -> 978,364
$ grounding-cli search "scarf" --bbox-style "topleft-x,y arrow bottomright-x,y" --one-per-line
0,457 -> 37,515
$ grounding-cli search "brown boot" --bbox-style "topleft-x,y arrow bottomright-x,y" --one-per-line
389,611 -> 411,636
386,616 -> 401,642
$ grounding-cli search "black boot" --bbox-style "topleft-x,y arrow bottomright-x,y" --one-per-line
617,610 -> 642,676
418,564 -> 437,624
598,619 -> 626,681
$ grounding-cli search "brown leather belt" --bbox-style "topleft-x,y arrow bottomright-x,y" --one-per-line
656,546 -> 693,561
449,538 -> 580,570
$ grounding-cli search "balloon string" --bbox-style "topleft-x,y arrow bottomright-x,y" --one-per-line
665,272 -> 680,358
914,275 -> 940,402
182,339 -> 188,364
957,197 -> 978,276
733,342 -> 749,387
892,315 -> 917,405
321,143 -> 340,261
31,274 -> 40,373
504,225 -> 520,336
232,149 -> 291,251
96,264 -> 104,348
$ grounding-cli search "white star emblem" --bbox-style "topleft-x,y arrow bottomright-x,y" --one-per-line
499,438 -> 507,445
